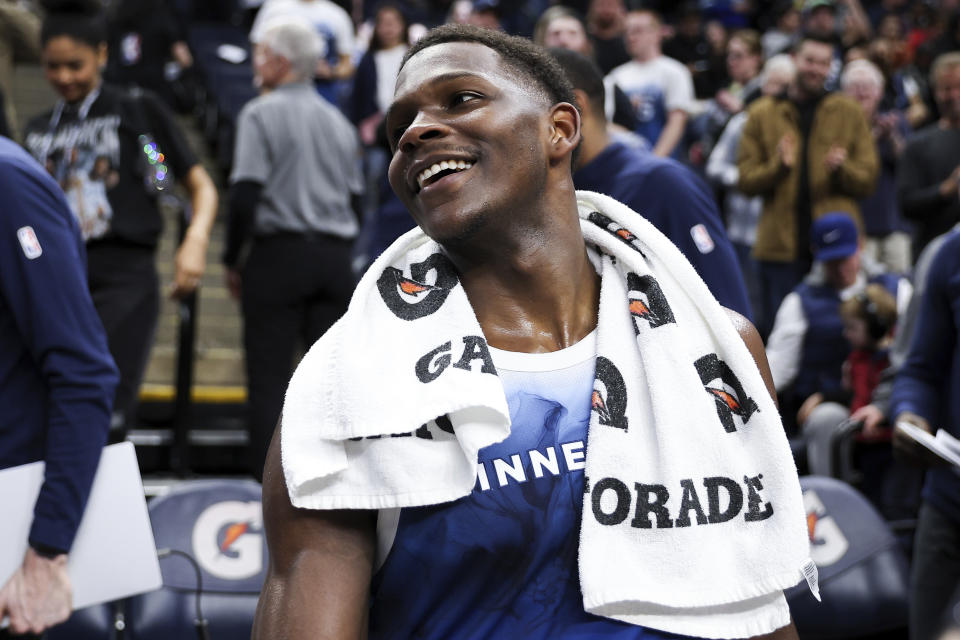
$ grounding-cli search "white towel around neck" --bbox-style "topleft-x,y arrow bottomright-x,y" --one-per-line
281,191 -> 815,638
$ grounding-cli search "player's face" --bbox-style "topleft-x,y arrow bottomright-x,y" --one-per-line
43,36 -> 106,103
386,42 -> 553,245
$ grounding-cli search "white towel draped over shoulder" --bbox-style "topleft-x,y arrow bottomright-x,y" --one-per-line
281,190 -> 815,638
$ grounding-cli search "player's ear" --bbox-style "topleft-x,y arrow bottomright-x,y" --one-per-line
548,102 -> 580,161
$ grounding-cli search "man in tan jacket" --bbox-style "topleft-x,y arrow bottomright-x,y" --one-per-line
737,32 -> 877,337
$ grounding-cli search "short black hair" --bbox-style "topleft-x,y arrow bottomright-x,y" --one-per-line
41,0 -> 107,48
549,47 -> 605,114
796,29 -> 838,51
400,24 -> 578,113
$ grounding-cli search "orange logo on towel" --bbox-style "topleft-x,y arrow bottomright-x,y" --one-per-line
376,253 -> 459,321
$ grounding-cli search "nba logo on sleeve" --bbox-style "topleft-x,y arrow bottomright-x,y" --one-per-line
17,226 -> 43,260
690,224 -> 715,254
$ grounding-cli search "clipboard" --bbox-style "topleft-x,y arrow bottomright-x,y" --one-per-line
0,442 -> 162,618
895,421 -> 960,468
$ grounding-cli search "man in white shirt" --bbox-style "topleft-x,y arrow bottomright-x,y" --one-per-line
604,9 -> 694,158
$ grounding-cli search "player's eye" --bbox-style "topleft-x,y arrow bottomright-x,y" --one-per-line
451,92 -> 481,107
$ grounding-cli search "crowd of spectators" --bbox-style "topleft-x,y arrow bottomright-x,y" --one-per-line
1,0 -> 960,636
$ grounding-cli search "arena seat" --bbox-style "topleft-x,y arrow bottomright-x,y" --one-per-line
46,602 -> 119,640
787,475 -> 909,639
124,479 -> 266,640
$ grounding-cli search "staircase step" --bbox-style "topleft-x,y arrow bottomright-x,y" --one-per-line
143,345 -> 246,387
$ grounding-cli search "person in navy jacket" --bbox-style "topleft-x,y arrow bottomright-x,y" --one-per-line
553,47 -> 753,320
0,136 -> 118,636
891,229 -> 960,640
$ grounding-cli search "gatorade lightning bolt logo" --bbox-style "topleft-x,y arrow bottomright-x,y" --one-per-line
803,489 -> 849,566
219,522 -> 251,554
192,501 -> 263,581
592,357 -> 629,431
694,353 -> 758,433
377,253 -> 459,320
587,211 -> 648,259
807,511 -> 819,542
627,272 -> 676,330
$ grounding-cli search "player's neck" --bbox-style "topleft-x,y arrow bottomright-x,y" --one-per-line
451,199 -> 600,353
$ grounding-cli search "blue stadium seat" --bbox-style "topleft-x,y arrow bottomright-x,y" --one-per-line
125,479 -> 266,640
46,602 -> 119,639
787,475 -> 909,639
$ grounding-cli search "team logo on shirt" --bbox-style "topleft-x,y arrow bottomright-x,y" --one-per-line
592,357 -> 629,431
694,353 -> 758,433
587,211 -> 648,259
627,272 -> 676,330
377,253 -> 459,320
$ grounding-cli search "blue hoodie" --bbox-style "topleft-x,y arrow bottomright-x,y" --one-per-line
890,230 -> 960,523
0,136 -> 118,553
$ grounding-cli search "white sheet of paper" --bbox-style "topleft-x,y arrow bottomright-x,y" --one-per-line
0,441 -> 162,619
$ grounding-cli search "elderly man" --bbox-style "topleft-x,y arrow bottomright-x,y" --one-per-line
224,20 -> 362,479
841,58 -> 911,274
253,24 -> 811,640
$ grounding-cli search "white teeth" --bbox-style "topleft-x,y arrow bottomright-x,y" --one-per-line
416,160 -> 474,190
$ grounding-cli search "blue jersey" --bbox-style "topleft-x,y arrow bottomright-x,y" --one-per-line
369,334 -> 690,639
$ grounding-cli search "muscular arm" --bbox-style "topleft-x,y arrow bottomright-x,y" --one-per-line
252,429 -> 376,640
725,307 -> 799,640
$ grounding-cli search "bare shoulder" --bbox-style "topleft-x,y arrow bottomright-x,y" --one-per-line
724,308 -> 763,356
723,307 -> 777,406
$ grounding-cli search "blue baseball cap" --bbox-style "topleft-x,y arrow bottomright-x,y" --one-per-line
811,213 -> 859,262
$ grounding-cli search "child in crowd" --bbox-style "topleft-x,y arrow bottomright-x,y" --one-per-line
839,284 -> 899,437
